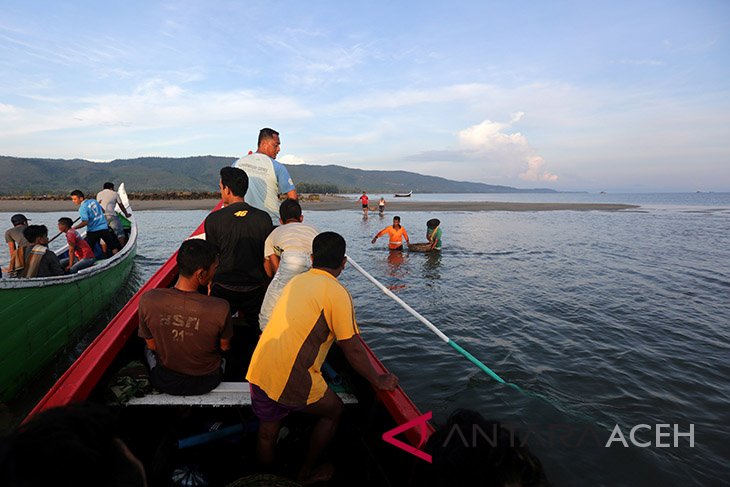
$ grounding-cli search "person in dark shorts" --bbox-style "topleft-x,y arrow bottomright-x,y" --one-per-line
138,239 -> 232,395
70,190 -> 122,256
247,232 -> 398,484
358,191 -> 369,216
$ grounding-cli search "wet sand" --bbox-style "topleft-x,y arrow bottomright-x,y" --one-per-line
0,196 -> 638,213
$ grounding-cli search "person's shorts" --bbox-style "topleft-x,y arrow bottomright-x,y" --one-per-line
362,204 -> 368,209
250,383 -> 305,422
106,215 -> 125,238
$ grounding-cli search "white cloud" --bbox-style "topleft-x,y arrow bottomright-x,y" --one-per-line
456,117 -> 559,183
520,155 -> 558,182
0,79 -> 313,136
279,154 -> 306,165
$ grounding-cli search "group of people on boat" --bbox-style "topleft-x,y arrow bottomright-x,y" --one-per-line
2,182 -> 130,279
134,128 -> 397,484
0,128 -> 552,487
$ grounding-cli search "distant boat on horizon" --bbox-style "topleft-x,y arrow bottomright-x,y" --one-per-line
394,191 -> 412,197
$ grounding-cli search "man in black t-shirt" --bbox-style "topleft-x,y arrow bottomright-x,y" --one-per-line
205,166 -> 273,328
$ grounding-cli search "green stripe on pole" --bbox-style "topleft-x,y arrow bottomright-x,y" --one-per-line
447,340 -> 506,384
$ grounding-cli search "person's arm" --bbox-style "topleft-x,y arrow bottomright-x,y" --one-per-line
429,229 -> 440,250
338,337 -> 398,391
263,253 -> 280,277
5,242 -> 15,271
371,227 -> 387,244
116,195 -> 131,217
286,189 -> 298,200
66,242 -> 76,269
74,220 -> 88,230
403,228 -> 410,245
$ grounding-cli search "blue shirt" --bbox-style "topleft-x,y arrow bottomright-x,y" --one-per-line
79,199 -> 108,232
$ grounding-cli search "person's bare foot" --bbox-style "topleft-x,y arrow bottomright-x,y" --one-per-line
297,463 -> 334,486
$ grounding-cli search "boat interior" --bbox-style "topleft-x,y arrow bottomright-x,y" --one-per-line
85,279 -> 420,487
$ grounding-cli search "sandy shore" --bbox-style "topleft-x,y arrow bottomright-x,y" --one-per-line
0,196 -> 638,213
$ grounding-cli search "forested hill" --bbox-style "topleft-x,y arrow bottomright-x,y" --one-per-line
0,156 -> 557,195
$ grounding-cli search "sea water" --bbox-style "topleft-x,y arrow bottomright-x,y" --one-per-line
3,193 -> 729,486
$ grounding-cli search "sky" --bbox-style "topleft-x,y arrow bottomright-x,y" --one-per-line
1,0 -> 729,192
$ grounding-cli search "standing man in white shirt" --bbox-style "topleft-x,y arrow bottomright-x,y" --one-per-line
97,182 -> 131,246
233,128 -> 298,225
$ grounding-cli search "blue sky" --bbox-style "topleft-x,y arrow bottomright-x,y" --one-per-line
1,0 -> 728,191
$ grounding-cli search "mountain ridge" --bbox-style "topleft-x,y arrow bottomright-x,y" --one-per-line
0,155 -> 558,195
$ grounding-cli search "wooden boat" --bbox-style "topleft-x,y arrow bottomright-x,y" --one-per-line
394,191 -> 412,198
27,202 -> 433,486
0,184 -> 137,403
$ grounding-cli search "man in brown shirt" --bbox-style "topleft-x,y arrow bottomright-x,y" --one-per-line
139,239 -> 233,395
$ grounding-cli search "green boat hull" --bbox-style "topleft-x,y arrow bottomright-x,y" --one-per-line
0,228 -> 137,403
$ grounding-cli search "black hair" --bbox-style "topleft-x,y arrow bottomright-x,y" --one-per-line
0,403 -> 146,487
23,225 -> 48,243
58,217 -> 74,228
427,218 -> 440,229
279,198 -> 302,222
70,189 -> 85,198
258,127 -> 279,146
414,409 -> 549,487
219,166 -> 249,198
393,215 -> 401,222
177,239 -> 218,278
312,232 -> 346,269
103,182 -> 115,190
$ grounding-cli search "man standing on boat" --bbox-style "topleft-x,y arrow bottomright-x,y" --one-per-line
259,198 -> 319,330
371,215 -> 410,250
205,167 -> 273,376
247,232 -> 398,484
138,239 -> 233,395
97,182 -> 131,246
4,214 -> 29,278
70,190 -> 122,256
233,128 -> 298,225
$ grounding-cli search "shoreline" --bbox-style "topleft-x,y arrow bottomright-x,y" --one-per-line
0,197 -> 639,213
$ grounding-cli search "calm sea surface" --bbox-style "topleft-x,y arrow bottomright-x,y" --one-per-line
3,193 -> 729,486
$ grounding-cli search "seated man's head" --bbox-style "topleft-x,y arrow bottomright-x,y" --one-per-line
312,232 -> 346,275
58,217 -> 73,233
177,239 -> 219,286
279,198 -> 303,225
70,190 -> 85,205
219,167 -> 248,204
23,225 -> 49,245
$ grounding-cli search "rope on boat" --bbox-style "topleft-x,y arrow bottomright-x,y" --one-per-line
346,255 -> 523,391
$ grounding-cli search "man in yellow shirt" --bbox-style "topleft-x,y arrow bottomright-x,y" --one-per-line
246,232 -> 398,484
371,215 -> 409,250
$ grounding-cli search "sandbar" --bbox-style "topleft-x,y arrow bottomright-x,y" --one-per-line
0,196 -> 638,213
